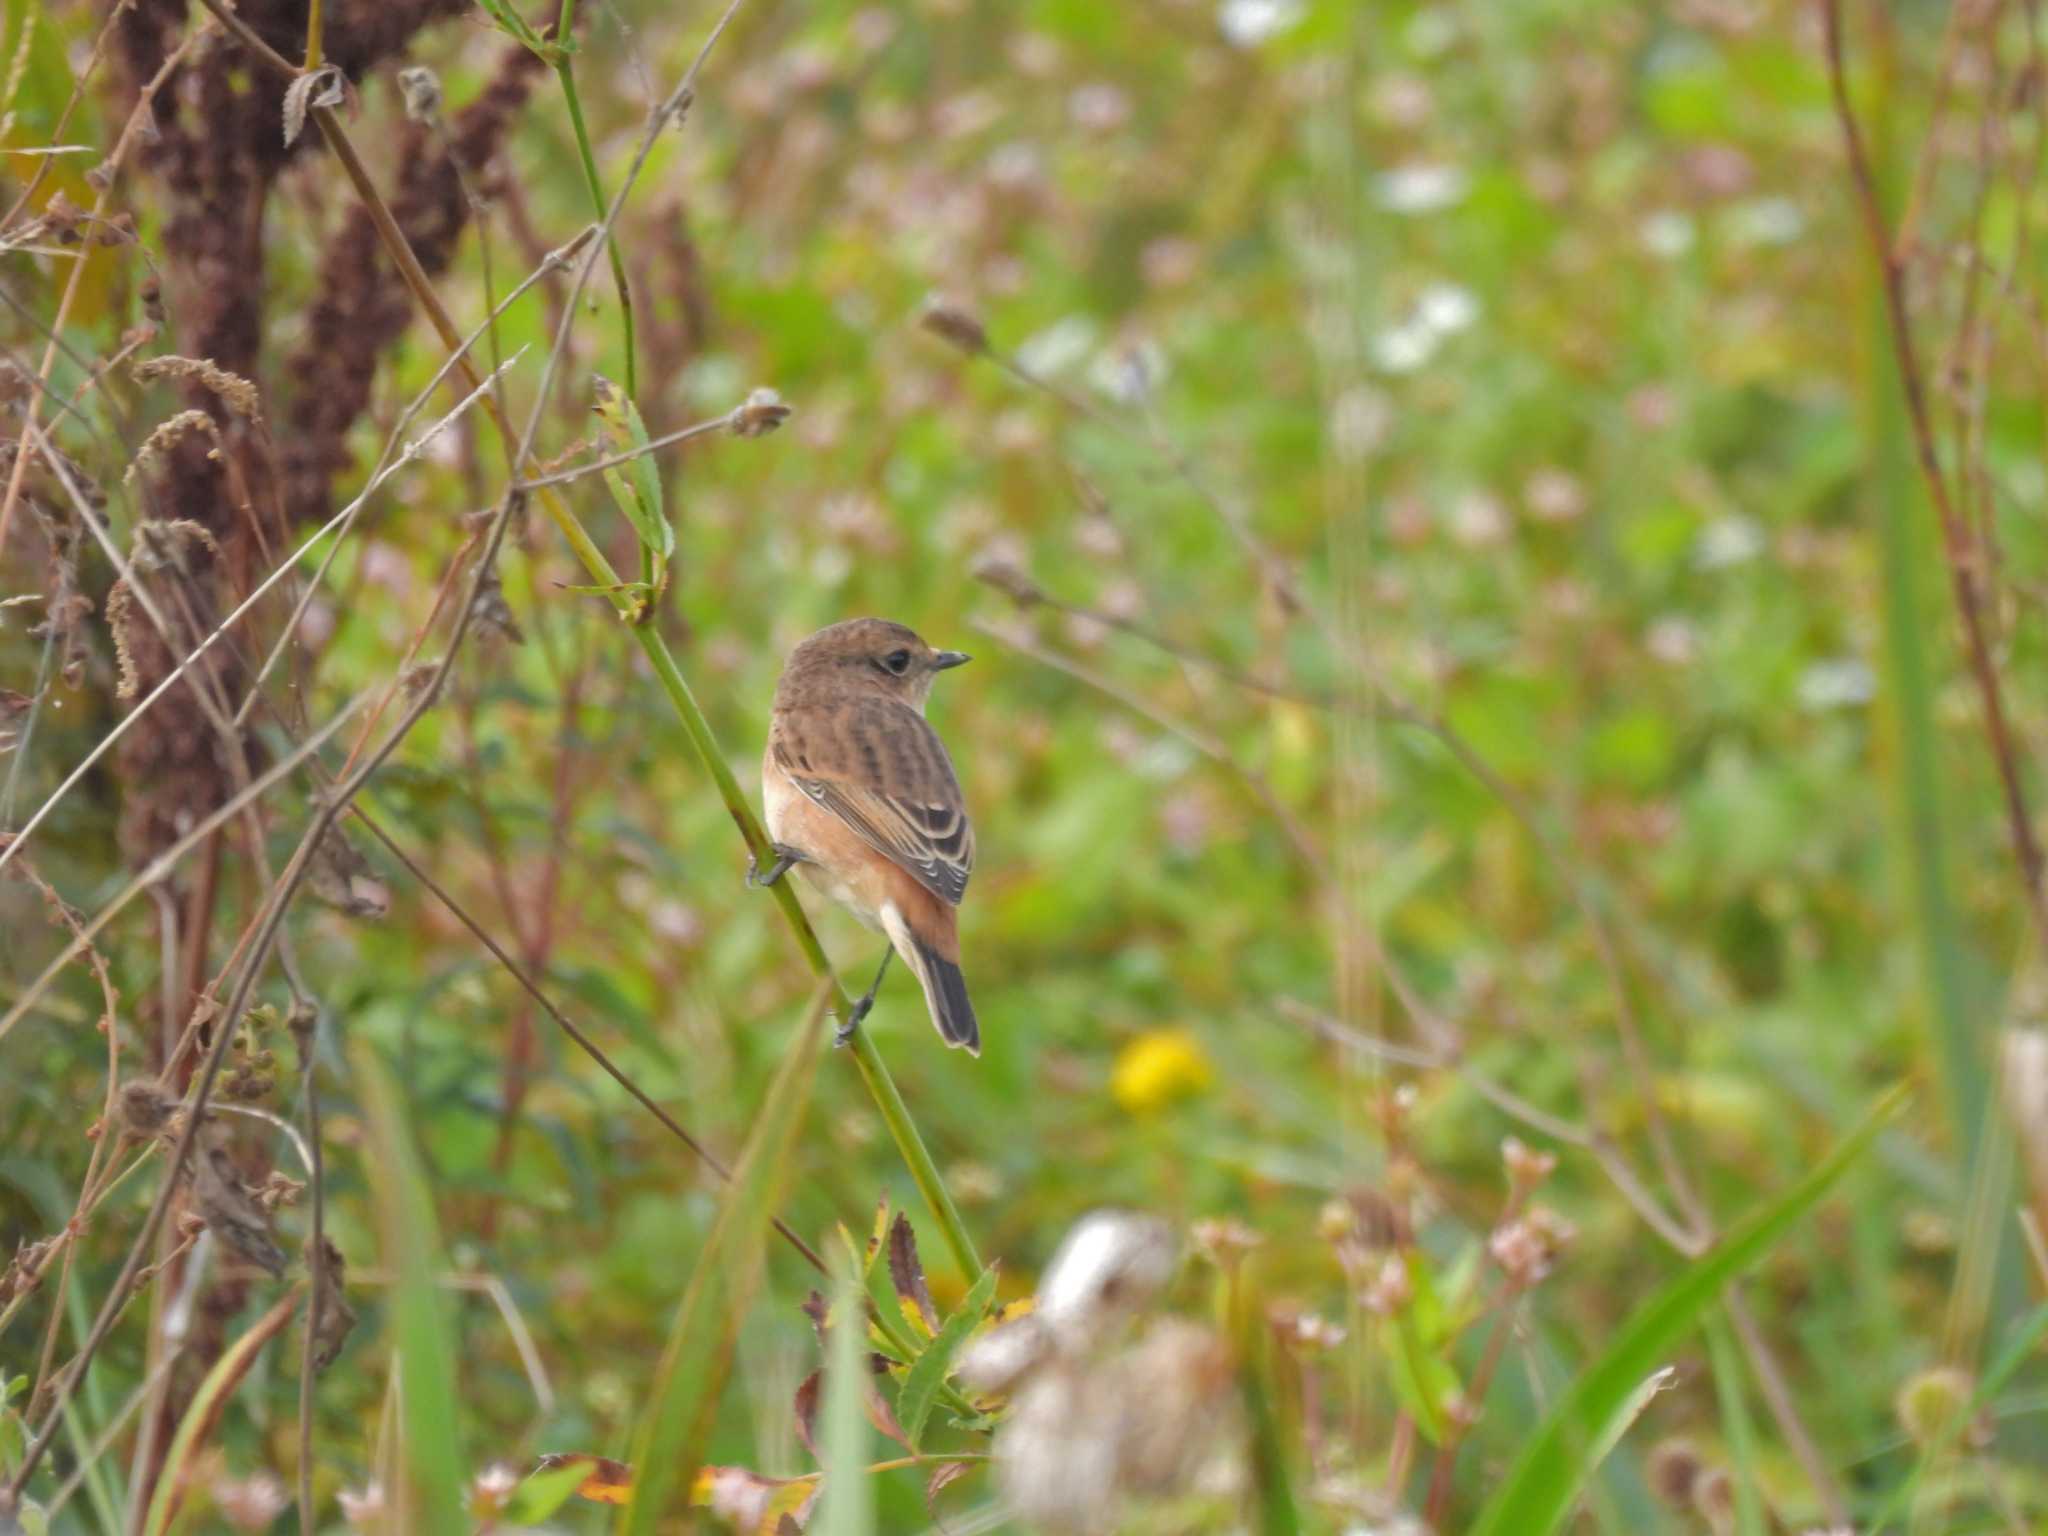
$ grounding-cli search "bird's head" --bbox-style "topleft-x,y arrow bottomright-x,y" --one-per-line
780,617 -> 971,708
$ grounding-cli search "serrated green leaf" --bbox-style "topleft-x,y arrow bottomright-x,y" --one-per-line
896,1265 -> 997,1450
592,373 -> 671,561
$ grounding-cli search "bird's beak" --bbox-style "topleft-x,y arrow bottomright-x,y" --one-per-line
933,650 -> 972,671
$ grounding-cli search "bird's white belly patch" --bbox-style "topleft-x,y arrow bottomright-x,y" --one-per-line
767,762 -> 883,929
798,863 -> 883,930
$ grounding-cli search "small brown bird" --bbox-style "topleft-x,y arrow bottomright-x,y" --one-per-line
754,618 -> 979,1053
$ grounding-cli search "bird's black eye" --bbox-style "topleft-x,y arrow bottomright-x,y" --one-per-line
882,649 -> 913,675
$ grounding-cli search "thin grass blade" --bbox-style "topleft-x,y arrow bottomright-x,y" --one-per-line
813,1263 -> 874,1536
620,982 -> 830,1535
138,1289 -> 300,1536
354,1043 -> 468,1534
1468,1084 -> 1906,1536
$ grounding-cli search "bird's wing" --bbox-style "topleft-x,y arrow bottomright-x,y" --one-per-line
773,698 -> 974,906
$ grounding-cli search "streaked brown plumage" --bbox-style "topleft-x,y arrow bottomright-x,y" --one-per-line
759,618 -> 979,1053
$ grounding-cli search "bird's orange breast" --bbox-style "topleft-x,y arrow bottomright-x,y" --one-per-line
762,746 -> 958,955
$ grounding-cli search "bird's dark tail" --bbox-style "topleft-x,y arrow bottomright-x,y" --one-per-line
910,940 -> 980,1055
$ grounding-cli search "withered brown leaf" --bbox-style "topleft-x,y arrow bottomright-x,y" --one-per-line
190,1119 -> 285,1276
282,66 -> 345,148
308,824 -> 390,918
925,1458 -> 974,1522
887,1211 -> 939,1334
792,1368 -> 821,1460
308,1236 -> 358,1370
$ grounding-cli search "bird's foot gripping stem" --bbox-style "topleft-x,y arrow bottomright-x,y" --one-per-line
834,948 -> 895,1048
746,843 -> 805,888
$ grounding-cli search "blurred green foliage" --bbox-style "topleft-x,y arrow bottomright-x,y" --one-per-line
4,0 -> 2048,1530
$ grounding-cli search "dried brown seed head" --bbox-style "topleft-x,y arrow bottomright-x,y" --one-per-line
921,296 -> 989,355
970,554 -> 1045,606
731,387 -> 792,438
1646,1437 -> 1704,1507
398,66 -> 443,123
119,1078 -> 175,1137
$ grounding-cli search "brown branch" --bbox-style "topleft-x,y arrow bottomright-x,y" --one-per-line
3,449 -> 523,1502
1821,0 -> 2048,958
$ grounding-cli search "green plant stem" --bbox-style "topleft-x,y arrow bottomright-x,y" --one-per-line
1704,1311 -> 1768,1536
626,614 -> 983,1281
553,0 -> 637,396
511,507 -> 982,1282
193,0 -> 980,1282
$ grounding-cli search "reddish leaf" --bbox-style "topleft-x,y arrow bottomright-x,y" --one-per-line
888,1212 -> 939,1333
799,1289 -> 828,1343
793,1369 -> 821,1460
864,1378 -> 912,1449
925,1459 -> 975,1524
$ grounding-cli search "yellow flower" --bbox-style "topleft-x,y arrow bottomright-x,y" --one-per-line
1111,1028 -> 1214,1114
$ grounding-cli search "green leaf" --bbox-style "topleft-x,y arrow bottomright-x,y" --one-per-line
1240,1330 -> 1300,1536
619,984 -> 829,1536
1865,1296 -> 2048,1529
1704,1312 -> 1768,1536
556,580 -> 657,600
896,1265 -> 997,1450
1467,1084 -> 1907,1536
354,1042 -> 469,1536
471,0 -> 543,52
813,1264 -> 875,1536
1383,1304 -> 1460,1444
0,1373 -> 23,1478
501,1460 -> 596,1526
592,373 -> 672,561
837,1203 -> 926,1367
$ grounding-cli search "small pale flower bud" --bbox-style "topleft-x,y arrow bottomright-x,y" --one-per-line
1895,1365 -> 1983,1449
1360,1252 -> 1411,1315
1502,1135 -> 1557,1191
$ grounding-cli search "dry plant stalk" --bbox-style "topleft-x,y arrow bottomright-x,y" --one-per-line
1821,0 -> 2048,957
